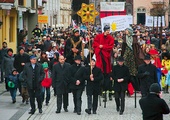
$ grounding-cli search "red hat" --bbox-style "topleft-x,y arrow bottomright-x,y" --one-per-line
148,49 -> 159,55
41,78 -> 52,88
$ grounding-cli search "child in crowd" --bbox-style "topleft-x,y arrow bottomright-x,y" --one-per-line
19,71 -> 29,104
41,62 -> 52,106
7,69 -> 19,103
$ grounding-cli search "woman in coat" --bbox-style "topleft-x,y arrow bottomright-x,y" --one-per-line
2,48 -> 15,91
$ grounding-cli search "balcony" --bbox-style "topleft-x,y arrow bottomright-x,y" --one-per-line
42,0 -> 47,3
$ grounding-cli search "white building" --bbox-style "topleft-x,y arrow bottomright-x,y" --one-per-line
43,0 -> 71,29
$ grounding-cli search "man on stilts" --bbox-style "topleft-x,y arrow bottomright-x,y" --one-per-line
92,25 -> 114,107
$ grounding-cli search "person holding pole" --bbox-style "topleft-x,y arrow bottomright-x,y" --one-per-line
92,25 -> 114,106
64,29 -> 82,64
84,58 -> 103,114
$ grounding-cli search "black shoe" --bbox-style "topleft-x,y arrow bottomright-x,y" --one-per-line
56,110 -> 61,113
46,103 -> 49,106
12,100 -> 16,104
22,99 -> 25,103
103,98 -> 107,102
85,109 -> 91,114
77,112 -> 81,115
29,110 -> 35,114
26,100 -> 29,104
109,97 -> 112,101
119,111 -> 123,115
39,109 -> 42,113
116,107 -> 120,112
73,110 -> 77,113
64,108 -> 68,112
93,111 -> 97,114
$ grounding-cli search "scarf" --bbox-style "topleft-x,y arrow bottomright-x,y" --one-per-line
126,35 -> 133,50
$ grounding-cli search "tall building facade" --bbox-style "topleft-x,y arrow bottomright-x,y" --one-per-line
43,0 -> 71,29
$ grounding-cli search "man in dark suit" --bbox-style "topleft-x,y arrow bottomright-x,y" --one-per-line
68,55 -> 85,115
111,56 -> 130,115
139,83 -> 170,120
137,55 -> 158,97
84,58 -> 103,114
14,47 -> 30,94
52,55 -> 71,113
23,55 -> 45,114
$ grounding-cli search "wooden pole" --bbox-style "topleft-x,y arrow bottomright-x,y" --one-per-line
87,23 -> 92,74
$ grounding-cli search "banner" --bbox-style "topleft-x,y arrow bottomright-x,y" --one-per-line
145,16 -> 165,27
101,16 -> 131,32
100,2 -> 125,11
38,15 -> 48,23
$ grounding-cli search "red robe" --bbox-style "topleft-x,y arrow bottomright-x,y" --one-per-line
93,33 -> 114,74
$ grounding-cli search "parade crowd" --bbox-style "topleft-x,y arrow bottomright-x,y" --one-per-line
0,23 -> 170,120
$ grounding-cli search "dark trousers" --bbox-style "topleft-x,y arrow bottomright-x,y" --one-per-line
1,66 -> 4,82
42,87 -> 51,104
140,86 -> 149,98
5,77 -> 9,91
9,88 -> 17,101
56,93 -> 68,110
21,86 -> 29,101
28,89 -> 42,111
72,89 -> 83,112
115,91 -> 125,112
87,93 -> 98,112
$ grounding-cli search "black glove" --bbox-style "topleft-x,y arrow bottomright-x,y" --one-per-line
143,71 -> 150,76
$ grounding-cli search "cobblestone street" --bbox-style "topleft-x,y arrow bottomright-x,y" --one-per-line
0,83 -> 170,120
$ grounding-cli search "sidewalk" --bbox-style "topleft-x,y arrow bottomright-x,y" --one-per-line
19,91 -> 170,120
0,82 -> 6,95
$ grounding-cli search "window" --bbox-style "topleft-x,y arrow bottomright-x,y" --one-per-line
9,17 -> 14,42
31,0 -> 35,8
137,7 -> 146,13
18,0 -> 24,6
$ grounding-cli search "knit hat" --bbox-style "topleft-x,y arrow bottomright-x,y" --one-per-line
18,47 -> 24,52
7,48 -> 13,53
149,83 -> 161,93
12,69 -> 17,73
42,62 -> 48,69
74,55 -> 82,60
117,56 -> 124,62
144,55 -> 151,60
103,25 -> 110,31
73,29 -> 79,33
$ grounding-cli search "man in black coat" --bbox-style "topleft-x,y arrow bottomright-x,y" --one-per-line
22,55 -> 45,114
111,56 -> 130,115
138,55 -> 158,97
14,47 -> 30,94
85,58 -> 103,114
52,55 -> 70,113
68,55 -> 85,115
139,83 -> 170,120
0,42 -> 8,83
64,29 -> 82,64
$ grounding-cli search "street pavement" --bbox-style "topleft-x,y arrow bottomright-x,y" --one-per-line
0,82 -> 170,120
